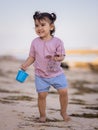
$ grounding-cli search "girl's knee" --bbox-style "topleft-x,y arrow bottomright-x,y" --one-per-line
38,92 -> 48,99
58,88 -> 68,96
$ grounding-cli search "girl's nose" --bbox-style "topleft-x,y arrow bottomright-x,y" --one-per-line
38,25 -> 43,30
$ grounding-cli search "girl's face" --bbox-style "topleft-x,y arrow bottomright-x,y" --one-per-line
34,19 -> 54,40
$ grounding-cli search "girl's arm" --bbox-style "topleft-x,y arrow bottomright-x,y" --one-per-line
21,56 -> 35,71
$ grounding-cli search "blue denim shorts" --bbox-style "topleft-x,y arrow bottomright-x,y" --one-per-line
35,73 -> 68,93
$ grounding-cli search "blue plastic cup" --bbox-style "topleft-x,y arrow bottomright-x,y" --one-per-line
16,69 -> 29,83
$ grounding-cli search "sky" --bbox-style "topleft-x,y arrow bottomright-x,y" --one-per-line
0,0 -> 98,57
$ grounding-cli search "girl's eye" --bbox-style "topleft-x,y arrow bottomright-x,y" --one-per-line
35,24 -> 38,27
35,23 -> 46,28
41,23 -> 45,26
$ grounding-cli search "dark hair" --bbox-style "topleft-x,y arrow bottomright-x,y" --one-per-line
33,11 -> 56,35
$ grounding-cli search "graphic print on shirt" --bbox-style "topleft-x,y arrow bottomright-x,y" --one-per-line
47,58 -> 60,72
43,38 -> 64,72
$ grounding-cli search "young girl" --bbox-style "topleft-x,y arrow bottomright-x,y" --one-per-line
21,11 -> 70,122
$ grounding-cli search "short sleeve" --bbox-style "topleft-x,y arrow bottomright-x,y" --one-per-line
56,40 -> 65,56
29,41 -> 35,58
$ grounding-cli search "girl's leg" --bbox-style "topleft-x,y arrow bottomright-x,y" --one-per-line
38,92 -> 48,122
58,88 -> 70,121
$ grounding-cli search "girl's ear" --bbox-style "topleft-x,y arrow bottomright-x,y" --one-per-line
50,24 -> 54,31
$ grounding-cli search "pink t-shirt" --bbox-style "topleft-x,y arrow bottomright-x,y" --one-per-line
29,37 -> 65,78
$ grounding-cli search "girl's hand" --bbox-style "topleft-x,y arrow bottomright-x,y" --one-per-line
52,55 -> 65,62
20,64 -> 27,71
53,55 -> 59,61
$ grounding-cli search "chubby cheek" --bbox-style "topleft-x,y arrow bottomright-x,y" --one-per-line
35,29 -> 39,34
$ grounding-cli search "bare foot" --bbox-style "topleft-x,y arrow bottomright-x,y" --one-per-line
61,113 -> 71,122
39,117 -> 46,123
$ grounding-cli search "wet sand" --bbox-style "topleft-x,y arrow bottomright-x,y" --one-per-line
0,56 -> 98,130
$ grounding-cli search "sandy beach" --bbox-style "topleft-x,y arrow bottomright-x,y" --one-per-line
0,56 -> 98,130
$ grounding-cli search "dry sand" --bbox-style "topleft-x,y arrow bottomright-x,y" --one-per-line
0,56 -> 98,130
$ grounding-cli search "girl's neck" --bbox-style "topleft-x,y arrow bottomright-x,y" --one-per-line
40,35 -> 53,41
